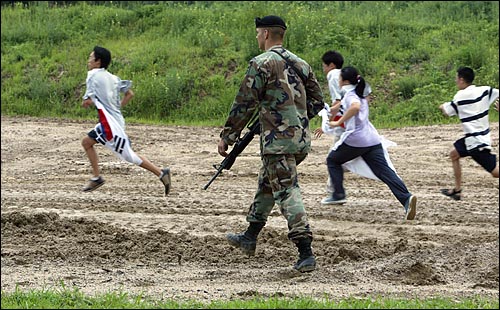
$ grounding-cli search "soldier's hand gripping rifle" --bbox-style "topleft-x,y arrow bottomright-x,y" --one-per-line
203,117 -> 260,190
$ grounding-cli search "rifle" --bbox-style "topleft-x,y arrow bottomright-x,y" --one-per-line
203,117 -> 261,190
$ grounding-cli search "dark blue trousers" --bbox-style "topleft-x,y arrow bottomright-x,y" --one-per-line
326,143 -> 411,206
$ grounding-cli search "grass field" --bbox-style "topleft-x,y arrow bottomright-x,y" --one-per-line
2,286 -> 499,309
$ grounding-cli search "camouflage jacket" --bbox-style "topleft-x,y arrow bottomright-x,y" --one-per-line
221,45 -> 325,155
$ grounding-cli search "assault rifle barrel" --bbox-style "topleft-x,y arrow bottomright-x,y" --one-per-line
203,119 -> 260,190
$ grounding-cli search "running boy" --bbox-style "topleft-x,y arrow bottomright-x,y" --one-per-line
81,46 -> 171,195
439,66 -> 499,200
314,51 -> 344,194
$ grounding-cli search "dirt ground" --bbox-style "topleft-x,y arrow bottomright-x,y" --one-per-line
1,115 -> 498,302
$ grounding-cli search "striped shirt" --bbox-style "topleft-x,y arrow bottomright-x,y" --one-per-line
441,85 -> 499,151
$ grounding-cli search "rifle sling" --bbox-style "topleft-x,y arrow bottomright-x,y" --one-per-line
270,49 -> 318,120
269,49 -> 308,85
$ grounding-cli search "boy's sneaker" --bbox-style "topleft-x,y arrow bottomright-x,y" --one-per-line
226,233 -> 256,256
404,195 -> 417,220
321,195 -> 346,205
294,255 -> 316,273
82,176 -> 105,192
160,168 -> 171,196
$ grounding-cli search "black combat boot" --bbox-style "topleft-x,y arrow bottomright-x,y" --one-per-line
294,238 -> 316,272
226,222 -> 265,256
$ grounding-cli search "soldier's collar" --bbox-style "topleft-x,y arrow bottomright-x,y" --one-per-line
267,44 -> 284,51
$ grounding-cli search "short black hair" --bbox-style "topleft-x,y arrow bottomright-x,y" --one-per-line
457,66 -> 474,84
93,46 -> 111,69
322,50 -> 344,69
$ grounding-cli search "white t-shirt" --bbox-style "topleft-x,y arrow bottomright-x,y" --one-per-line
326,69 -> 342,102
83,68 -> 141,166
334,85 -> 381,150
83,68 -> 132,130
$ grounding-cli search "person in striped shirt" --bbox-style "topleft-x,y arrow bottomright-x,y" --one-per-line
439,66 -> 499,200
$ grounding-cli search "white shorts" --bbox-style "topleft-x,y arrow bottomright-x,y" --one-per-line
88,124 -> 142,166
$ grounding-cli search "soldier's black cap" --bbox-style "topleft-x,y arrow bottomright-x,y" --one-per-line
255,15 -> 287,30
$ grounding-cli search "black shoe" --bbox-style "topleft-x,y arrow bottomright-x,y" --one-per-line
160,168 -> 171,196
440,188 -> 461,200
82,176 -> 105,192
294,255 -> 316,273
226,233 -> 256,256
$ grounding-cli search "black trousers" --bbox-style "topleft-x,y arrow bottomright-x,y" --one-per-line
326,143 -> 411,206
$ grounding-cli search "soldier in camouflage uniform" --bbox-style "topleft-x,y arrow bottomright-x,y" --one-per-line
217,15 -> 325,272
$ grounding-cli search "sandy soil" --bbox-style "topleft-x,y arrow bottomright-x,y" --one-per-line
1,116 -> 498,302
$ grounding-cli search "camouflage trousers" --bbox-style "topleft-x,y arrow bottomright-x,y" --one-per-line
246,153 -> 313,242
